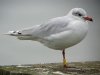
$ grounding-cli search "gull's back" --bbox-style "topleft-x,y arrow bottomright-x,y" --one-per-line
33,16 -> 71,38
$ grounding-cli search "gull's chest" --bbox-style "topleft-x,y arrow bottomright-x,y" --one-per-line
61,21 -> 88,45
70,21 -> 88,39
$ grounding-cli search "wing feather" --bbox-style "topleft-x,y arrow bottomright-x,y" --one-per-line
35,16 -> 70,37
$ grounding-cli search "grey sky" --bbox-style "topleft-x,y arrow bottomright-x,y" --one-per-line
0,0 -> 100,65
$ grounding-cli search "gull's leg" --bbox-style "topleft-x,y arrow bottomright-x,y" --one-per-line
62,49 -> 68,68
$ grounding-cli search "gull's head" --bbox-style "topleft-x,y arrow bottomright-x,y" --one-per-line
68,8 -> 93,22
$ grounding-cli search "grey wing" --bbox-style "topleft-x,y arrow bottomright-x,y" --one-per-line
35,16 -> 70,38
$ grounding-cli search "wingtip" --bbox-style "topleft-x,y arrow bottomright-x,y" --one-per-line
3,31 -> 15,36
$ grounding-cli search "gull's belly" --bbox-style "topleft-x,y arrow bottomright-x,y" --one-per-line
42,25 -> 88,50
45,32 -> 87,50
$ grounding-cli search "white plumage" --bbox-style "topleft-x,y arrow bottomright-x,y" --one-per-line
6,8 -> 92,50
6,8 -> 93,67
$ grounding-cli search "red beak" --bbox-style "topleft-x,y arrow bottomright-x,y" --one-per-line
83,16 -> 93,22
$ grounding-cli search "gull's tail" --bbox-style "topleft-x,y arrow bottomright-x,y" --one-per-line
4,30 -> 22,36
4,25 -> 40,40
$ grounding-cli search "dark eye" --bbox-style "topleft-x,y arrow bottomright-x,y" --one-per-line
74,12 -> 82,17
78,13 -> 82,16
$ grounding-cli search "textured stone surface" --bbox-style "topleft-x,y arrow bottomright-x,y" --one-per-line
0,61 -> 100,75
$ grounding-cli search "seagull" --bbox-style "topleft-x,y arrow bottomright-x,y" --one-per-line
5,8 -> 93,68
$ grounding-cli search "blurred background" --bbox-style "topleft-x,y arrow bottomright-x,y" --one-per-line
0,0 -> 100,65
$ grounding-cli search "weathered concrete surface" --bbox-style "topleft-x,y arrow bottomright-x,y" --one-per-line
0,61 -> 100,75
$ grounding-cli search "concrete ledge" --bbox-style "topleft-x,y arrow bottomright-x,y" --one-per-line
0,61 -> 100,75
